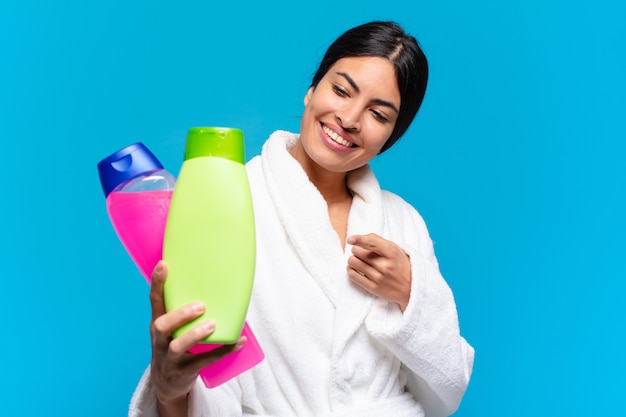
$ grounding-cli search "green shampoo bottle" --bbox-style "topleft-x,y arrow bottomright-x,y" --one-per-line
163,127 -> 256,344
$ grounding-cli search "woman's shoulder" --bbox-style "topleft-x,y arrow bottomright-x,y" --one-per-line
380,189 -> 426,225
380,189 -> 435,257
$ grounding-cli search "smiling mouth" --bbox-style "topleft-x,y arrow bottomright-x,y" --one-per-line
322,124 -> 356,148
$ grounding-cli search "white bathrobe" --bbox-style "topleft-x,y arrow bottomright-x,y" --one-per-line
129,131 -> 474,417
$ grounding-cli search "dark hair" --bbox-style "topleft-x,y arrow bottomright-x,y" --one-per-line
311,21 -> 428,153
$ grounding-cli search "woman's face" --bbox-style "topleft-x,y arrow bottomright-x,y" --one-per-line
296,56 -> 400,174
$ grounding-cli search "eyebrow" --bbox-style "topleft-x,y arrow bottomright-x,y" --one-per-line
336,71 -> 399,114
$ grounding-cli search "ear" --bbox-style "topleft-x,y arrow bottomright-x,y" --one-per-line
303,87 -> 314,106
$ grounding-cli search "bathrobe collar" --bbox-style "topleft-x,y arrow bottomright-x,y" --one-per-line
260,130 -> 385,349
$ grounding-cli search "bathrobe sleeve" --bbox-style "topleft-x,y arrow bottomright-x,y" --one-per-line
128,366 -> 243,416
364,191 -> 474,417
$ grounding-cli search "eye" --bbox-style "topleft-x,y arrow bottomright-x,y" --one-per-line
332,84 -> 349,97
371,109 -> 390,123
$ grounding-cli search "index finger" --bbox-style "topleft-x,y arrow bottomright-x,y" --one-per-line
149,260 -> 168,321
347,233 -> 393,256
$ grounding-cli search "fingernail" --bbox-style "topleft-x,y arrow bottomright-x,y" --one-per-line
191,302 -> 204,313
202,321 -> 215,332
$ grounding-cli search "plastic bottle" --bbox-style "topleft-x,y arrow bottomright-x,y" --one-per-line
163,127 -> 256,345
98,142 -> 175,283
98,141 -> 263,388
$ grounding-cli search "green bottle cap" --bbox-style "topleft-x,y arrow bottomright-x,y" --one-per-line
184,127 -> 245,164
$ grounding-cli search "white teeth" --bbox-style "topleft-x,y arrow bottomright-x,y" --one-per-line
322,125 -> 353,147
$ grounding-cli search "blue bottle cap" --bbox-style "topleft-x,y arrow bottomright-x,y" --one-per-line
97,142 -> 164,197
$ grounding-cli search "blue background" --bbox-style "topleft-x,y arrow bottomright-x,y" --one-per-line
1,1 -> 624,415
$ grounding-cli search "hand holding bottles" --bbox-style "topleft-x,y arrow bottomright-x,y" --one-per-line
149,261 -> 244,413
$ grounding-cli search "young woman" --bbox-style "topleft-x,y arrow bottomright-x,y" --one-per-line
130,21 -> 474,417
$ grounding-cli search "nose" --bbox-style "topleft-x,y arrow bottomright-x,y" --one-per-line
335,104 -> 361,132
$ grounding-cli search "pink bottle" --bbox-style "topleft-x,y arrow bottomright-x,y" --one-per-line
98,142 -> 264,388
